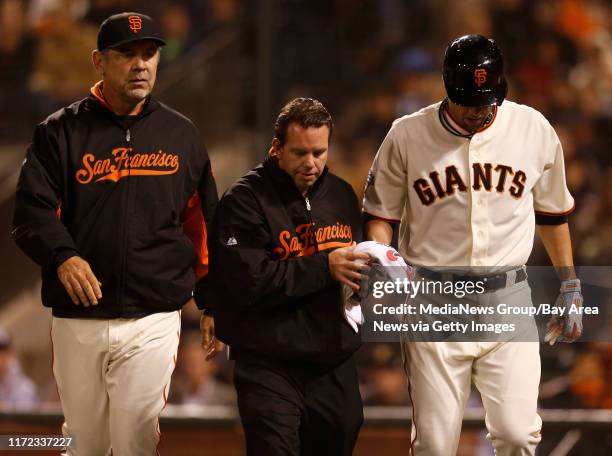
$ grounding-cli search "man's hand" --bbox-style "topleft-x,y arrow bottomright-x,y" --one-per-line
57,256 -> 102,306
545,278 -> 583,345
329,244 -> 370,291
200,314 -> 224,361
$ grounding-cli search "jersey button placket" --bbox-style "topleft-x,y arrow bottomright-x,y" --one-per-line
468,135 -> 488,267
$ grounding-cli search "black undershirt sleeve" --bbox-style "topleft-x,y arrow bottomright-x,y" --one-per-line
535,213 -> 569,225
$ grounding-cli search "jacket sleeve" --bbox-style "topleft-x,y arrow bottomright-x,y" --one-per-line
206,186 -> 333,312
12,124 -> 79,269
192,154 -> 219,311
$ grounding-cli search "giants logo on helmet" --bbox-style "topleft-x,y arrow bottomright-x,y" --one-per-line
474,69 -> 487,87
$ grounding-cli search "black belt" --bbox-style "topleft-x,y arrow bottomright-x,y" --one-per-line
417,267 -> 527,292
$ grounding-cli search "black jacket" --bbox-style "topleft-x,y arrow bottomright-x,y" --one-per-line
12,86 -> 217,318
206,157 -> 362,366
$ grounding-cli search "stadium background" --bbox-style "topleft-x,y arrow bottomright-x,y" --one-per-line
0,0 -> 610,454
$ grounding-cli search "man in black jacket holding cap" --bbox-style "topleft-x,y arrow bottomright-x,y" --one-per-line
12,13 -> 217,454
204,98 -> 369,455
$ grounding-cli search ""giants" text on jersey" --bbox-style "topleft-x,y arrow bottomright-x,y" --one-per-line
413,162 -> 526,206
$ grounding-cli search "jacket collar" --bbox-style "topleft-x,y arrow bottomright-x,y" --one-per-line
262,155 -> 329,199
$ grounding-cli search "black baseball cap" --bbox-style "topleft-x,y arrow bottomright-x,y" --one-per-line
97,12 -> 166,51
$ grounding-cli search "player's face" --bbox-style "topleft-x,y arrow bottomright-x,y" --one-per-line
271,123 -> 329,195
96,40 -> 160,104
447,100 -> 495,133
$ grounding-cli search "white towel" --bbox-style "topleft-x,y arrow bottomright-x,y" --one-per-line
343,241 -> 414,332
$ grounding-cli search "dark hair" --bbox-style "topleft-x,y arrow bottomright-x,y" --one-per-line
274,97 -> 333,146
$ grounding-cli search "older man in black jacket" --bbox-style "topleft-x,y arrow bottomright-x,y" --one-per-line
204,98 -> 368,456
12,13 -> 217,455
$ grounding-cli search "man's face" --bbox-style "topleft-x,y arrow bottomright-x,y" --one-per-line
447,100 -> 495,133
271,123 -> 329,195
95,40 -> 160,104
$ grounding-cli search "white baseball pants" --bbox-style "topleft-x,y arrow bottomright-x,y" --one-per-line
402,281 -> 542,455
51,311 -> 181,456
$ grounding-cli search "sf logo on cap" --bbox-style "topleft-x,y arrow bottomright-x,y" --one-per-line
474,69 -> 487,87
128,15 -> 142,34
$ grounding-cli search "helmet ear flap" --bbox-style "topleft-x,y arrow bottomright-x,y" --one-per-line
443,34 -> 507,107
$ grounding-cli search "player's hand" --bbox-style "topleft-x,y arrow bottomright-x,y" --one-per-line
57,256 -> 102,306
329,244 -> 370,291
200,313 -> 224,361
544,278 -> 583,345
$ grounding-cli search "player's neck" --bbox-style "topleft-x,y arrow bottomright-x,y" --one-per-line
443,99 -> 496,136
443,104 -> 472,135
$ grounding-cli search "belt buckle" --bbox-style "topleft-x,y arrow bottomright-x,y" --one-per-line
505,269 -> 517,288
441,272 -> 453,283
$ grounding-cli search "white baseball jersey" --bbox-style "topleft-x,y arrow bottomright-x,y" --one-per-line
363,100 -> 574,267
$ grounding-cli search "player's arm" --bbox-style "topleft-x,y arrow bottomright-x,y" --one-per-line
533,121 -> 575,274
12,124 -> 76,265
363,123 -> 406,246
536,224 -> 576,280
189,145 -> 222,360
365,219 -> 393,245
538,223 -> 582,344
188,141 -> 219,314
12,124 -> 101,306
533,123 -> 581,343
186,144 -> 218,313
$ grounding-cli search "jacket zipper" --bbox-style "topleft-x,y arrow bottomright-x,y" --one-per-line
304,196 -> 318,253
118,128 -> 132,314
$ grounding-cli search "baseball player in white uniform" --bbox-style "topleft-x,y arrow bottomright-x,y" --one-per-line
363,35 -> 583,455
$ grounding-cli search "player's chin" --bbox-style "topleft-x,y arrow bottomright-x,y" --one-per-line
125,87 -> 150,101
464,120 -> 484,131
298,173 -> 318,185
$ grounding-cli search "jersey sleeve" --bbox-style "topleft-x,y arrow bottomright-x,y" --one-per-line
532,126 -> 575,224
362,124 -> 407,222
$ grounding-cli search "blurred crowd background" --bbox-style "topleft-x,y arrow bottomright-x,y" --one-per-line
0,0 -> 610,453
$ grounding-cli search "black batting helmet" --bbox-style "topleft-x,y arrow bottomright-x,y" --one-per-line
443,34 -> 508,107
